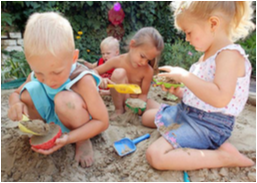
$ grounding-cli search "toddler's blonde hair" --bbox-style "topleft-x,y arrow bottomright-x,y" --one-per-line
171,1 -> 255,42
132,27 -> 164,73
100,36 -> 120,51
24,12 -> 75,58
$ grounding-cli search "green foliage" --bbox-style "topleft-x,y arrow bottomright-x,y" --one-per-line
1,1 -> 183,63
160,39 -> 202,70
1,1 -> 256,81
1,12 -> 14,35
237,32 -> 256,78
1,50 -> 31,83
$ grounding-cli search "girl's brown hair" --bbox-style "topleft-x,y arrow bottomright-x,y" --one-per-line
132,27 -> 164,74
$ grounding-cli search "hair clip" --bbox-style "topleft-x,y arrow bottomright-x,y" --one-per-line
180,3 -> 186,11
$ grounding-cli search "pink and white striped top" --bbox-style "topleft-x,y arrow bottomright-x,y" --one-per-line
182,44 -> 252,116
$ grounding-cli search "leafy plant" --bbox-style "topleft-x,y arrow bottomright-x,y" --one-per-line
160,39 -> 202,70
1,1 -> 185,63
1,50 -> 31,83
237,31 -> 256,78
1,1 -> 255,81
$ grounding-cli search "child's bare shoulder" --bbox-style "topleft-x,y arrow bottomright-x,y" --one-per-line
72,73 -> 97,92
111,54 -> 126,62
216,49 -> 245,64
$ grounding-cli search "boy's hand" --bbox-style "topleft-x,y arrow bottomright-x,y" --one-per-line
8,102 -> 29,121
31,134 -> 69,155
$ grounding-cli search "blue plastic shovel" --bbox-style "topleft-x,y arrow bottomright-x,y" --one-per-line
183,171 -> 190,182
114,133 -> 150,157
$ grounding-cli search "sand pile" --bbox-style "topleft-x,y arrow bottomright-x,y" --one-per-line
1,87 -> 256,182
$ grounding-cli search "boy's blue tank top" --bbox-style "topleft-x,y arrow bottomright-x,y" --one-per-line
31,63 -> 101,101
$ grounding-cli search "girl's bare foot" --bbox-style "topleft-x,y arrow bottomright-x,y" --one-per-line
75,139 -> 94,168
219,142 -> 254,167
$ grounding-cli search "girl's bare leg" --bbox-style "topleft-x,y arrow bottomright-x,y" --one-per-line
55,91 -> 93,167
146,98 -> 161,110
110,68 -> 129,120
146,137 -> 254,171
142,99 -> 160,128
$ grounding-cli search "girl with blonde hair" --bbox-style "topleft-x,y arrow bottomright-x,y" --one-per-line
142,1 -> 255,170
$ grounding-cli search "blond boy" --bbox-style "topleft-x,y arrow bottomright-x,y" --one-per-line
8,12 -> 109,167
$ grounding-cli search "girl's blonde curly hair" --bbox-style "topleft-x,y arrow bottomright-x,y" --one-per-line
171,1 -> 255,42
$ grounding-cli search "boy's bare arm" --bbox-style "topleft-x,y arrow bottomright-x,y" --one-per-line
67,75 -> 109,144
8,73 -> 32,120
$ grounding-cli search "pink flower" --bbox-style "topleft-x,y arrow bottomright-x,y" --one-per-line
169,137 -> 177,143
188,51 -> 193,56
156,114 -> 162,119
108,5 -> 125,25
158,122 -> 164,126
113,2 -> 121,11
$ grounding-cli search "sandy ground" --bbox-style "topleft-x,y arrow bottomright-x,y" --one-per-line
1,87 -> 256,182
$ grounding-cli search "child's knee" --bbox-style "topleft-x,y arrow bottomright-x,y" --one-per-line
55,91 -> 85,112
54,91 -> 90,127
146,146 -> 163,170
111,68 -> 127,81
141,112 -> 149,126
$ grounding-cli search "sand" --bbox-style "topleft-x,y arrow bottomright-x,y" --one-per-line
1,87 -> 256,182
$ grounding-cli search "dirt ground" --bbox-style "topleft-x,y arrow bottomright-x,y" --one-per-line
1,87 -> 256,182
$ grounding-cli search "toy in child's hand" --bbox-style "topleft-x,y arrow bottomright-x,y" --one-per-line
107,84 -> 142,94
19,115 -> 62,150
153,75 -> 184,88
125,98 -> 146,114
30,124 -> 62,150
19,115 -> 49,136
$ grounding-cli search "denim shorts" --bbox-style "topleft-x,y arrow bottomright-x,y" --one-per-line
155,102 -> 235,150
20,81 -> 70,133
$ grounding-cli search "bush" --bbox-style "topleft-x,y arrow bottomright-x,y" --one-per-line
1,50 -> 31,83
1,1 -> 183,63
1,1 -> 255,81
237,32 -> 256,78
160,39 -> 202,70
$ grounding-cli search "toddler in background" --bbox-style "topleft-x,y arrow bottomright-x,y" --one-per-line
96,27 -> 164,119
84,36 -> 119,95
142,1 -> 255,170
7,12 -> 109,168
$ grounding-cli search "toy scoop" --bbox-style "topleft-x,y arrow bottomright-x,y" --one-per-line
114,133 -> 150,157
107,84 -> 142,94
18,115 -> 49,136
18,115 -> 62,150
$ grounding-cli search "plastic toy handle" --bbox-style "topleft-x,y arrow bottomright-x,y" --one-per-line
132,133 -> 150,145
22,114 -> 30,121
183,171 -> 190,182
107,84 -> 115,88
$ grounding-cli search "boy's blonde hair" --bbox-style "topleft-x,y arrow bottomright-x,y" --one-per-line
171,1 -> 255,42
132,27 -> 164,72
24,12 -> 75,58
100,36 -> 120,51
